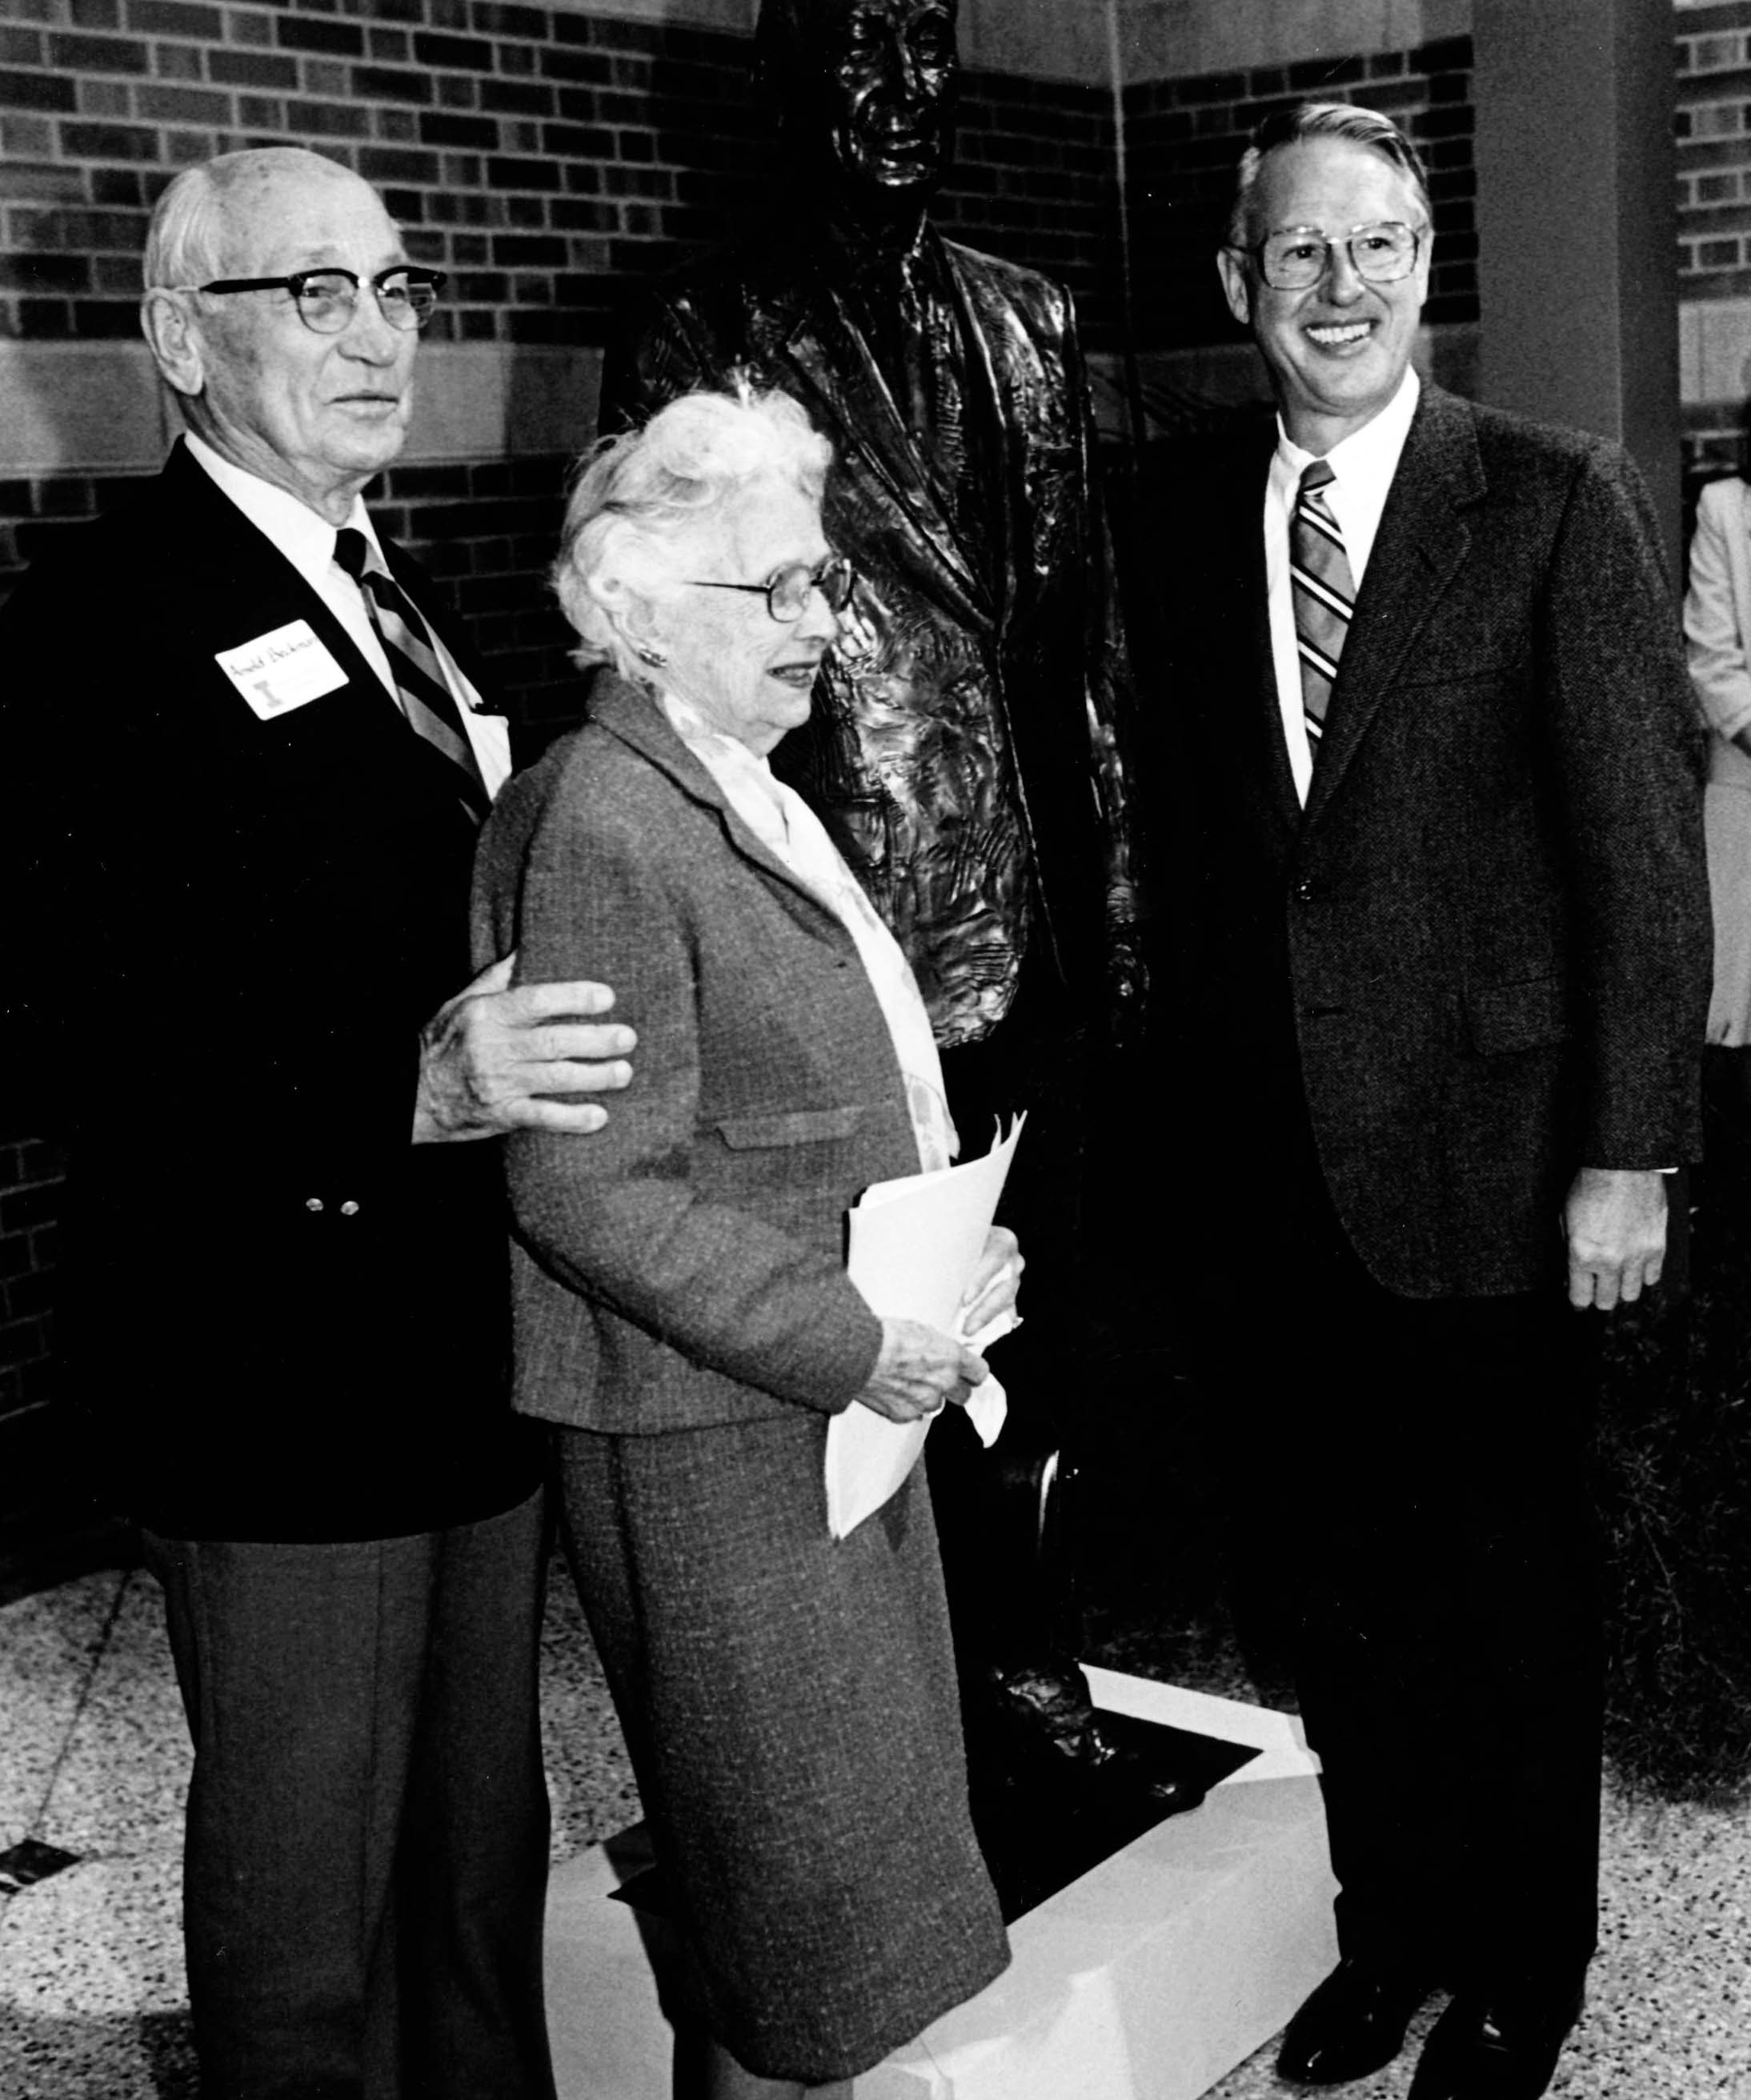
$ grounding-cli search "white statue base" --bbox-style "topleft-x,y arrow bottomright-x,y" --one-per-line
545,1671 -> 1337,2100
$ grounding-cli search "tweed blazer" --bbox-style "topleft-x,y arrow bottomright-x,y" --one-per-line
0,441 -> 535,1540
472,676 -> 914,1434
1132,385 -> 1711,1298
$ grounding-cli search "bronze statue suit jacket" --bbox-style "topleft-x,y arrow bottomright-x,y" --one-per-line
600,226 -> 1140,1050
471,675 -> 908,1435
1131,384 -> 1710,1299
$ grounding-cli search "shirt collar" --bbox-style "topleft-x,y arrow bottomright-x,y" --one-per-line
182,431 -> 379,596
1273,366 -> 1420,497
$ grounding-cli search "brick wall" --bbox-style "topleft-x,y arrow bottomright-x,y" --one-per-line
0,6 -> 1124,691
0,5 -> 1120,354
1676,0 -> 1751,475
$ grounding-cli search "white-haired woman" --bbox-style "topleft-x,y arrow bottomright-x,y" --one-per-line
473,387 -> 1015,2100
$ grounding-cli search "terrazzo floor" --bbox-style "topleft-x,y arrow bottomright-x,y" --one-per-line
3,1545 -> 1749,2097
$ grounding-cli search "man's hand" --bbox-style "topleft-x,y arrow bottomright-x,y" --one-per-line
1564,1164 -> 1668,1310
853,1318 -> 988,1424
412,953 -> 635,1144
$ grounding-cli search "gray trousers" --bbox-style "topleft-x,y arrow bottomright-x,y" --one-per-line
143,1487 -> 555,2100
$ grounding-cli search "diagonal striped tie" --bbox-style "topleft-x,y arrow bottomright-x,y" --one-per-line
333,527 -> 491,822
1290,459 -> 1356,763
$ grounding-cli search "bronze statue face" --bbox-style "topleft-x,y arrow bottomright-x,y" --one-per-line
794,0 -> 959,213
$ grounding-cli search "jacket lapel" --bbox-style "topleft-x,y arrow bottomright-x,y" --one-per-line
775,258 -> 988,625
588,677 -> 850,940
160,443 -> 483,830
1302,386 -> 1485,829
163,443 -> 407,742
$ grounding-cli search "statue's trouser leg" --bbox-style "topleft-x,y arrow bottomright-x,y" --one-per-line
932,992 -> 1093,1748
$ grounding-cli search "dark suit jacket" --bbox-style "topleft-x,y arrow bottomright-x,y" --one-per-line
600,227 -> 1140,1039
1128,385 -> 1710,1298
471,675 -> 906,1434
0,441 -> 537,1539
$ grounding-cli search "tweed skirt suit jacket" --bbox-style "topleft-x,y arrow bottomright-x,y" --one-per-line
472,675 -> 1008,2082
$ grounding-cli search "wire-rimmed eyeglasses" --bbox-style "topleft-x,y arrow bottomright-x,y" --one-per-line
179,267 -> 447,335
1236,221 -> 1426,291
687,555 -> 856,623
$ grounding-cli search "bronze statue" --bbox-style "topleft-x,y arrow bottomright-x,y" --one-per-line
600,0 -> 1155,1806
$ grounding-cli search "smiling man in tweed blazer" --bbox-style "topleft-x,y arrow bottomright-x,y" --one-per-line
1128,105 -> 1709,2100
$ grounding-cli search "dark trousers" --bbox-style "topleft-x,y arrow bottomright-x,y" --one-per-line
143,1487 -> 556,2100
1208,1130 -> 1603,2005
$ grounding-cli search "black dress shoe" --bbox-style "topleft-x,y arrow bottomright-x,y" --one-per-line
1406,1986 -> 1585,2100
1276,1955 -> 1433,2085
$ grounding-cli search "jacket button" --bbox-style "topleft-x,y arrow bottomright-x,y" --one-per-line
340,1200 -> 359,1217
1293,878 -> 1316,904
305,1197 -> 324,1212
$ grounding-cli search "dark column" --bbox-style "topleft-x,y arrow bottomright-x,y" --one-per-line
1473,0 -> 1681,571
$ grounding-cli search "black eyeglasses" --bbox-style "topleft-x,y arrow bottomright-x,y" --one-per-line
686,555 -> 855,623
1237,221 -> 1426,291
183,267 -> 447,335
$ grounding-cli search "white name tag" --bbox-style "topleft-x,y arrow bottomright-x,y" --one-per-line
215,621 -> 349,720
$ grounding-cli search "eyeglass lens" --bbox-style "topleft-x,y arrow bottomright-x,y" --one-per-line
296,271 -> 439,332
770,559 -> 853,619
1261,223 -> 1418,289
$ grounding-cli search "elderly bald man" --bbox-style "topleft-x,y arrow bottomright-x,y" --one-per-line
0,147 -> 633,2098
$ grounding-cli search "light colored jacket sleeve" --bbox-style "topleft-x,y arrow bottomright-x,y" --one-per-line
1685,476 -> 1751,743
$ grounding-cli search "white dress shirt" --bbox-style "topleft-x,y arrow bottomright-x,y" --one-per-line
1264,367 -> 1420,804
183,431 -> 512,797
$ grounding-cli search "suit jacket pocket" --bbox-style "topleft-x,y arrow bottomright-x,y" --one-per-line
1464,975 -> 1572,1056
716,1105 -> 867,1148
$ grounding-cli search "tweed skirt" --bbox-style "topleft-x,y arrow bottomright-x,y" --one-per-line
553,1412 -> 1008,2083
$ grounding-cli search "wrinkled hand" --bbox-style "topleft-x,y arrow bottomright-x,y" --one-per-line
958,1225 -> 1024,1343
853,1318 -> 988,1424
412,953 -> 635,1144
1564,1165 -> 1667,1310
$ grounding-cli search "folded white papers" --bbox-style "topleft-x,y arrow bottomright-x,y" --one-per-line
826,1116 -> 1025,1541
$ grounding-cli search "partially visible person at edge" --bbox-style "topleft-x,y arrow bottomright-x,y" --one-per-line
0,145 -> 635,2099
1683,464 -> 1751,1101
1125,102 -> 1709,2100
473,386 -> 1018,2100
599,0 -> 1153,1792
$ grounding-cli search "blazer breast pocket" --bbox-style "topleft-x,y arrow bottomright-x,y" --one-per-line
1464,976 -> 1573,1056
715,1105 -> 867,1149
1392,650 -> 1530,692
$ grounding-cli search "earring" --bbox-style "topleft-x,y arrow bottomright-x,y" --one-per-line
635,643 -> 668,670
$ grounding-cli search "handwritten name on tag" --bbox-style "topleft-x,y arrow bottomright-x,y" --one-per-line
216,621 -> 348,720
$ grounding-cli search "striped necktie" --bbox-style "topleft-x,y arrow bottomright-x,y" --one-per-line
1290,459 -> 1356,762
333,527 -> 490,821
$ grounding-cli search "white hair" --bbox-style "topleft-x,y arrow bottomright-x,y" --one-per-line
1227,102 -> 1433,250
554,387 -> 832,679
142,146 -> 364,291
